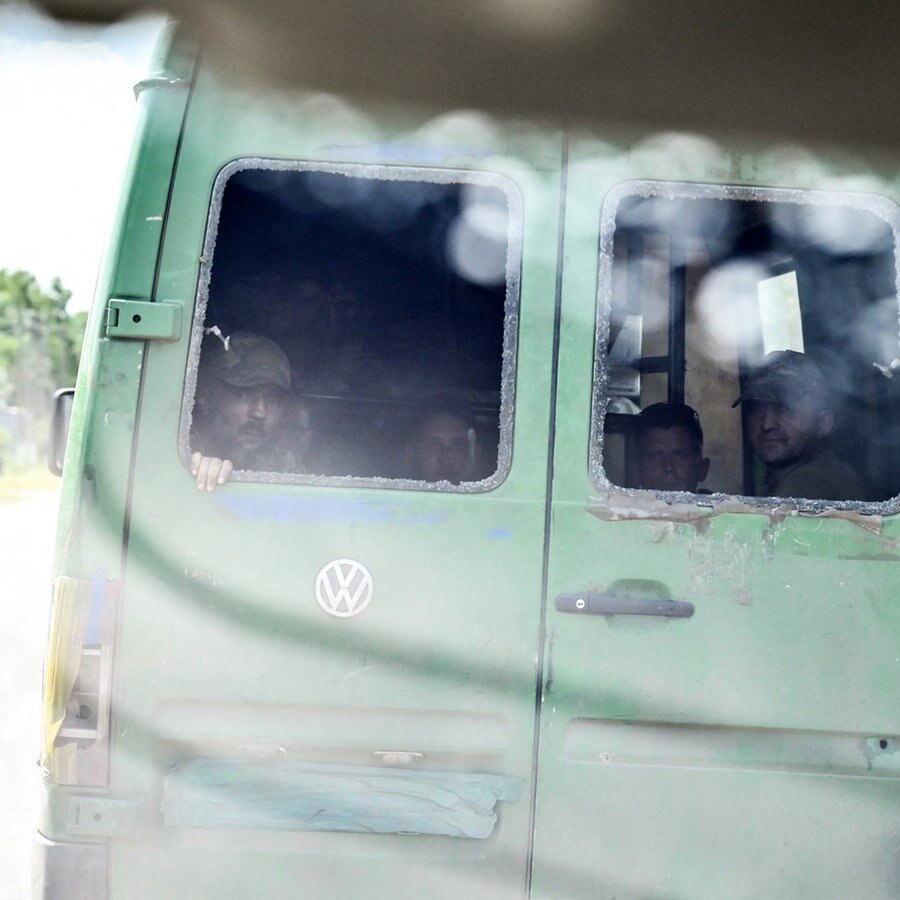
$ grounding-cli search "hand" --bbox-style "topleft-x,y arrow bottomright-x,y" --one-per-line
191,452 -> 234,491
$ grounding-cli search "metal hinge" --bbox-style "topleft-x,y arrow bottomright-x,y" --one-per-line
67,796 -> 142,836
105,299 -> 182,341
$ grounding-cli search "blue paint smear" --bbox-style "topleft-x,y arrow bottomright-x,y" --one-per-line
407,513 -> 449,525
217,495 -> 396,525
216,495 -> 456,527
488,529 -> 512,541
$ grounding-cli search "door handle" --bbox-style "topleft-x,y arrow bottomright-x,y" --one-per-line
554,591 -> 694,618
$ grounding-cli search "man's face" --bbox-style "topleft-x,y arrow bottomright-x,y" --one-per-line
637,426 -> 709,492
207,381 -> 289,466
746,397 -> 831,469
412,413 -> 476,484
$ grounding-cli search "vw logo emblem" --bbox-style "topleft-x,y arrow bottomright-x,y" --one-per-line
315,559 -> 374,618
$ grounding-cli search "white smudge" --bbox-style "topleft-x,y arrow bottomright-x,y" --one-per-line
694,260 -> 769,368
447,183 -> 509,286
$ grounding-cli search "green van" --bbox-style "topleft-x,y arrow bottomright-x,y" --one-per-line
36,22 -> 900,899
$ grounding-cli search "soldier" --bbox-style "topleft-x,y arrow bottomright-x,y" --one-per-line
734,350 -> 867,500
407,405 -> 480,484
190,332 -> 310,490
635,402 -> 710,493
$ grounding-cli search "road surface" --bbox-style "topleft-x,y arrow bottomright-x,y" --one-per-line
0,489 -> 58,900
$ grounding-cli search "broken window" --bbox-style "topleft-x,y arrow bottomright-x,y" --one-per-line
595,182 -> 900,506
182,160 -> 521,490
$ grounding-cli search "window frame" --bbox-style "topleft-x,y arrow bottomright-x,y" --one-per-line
589,179 -> 900,517
179,157 -> 524,493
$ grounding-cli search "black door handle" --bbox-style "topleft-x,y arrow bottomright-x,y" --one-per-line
554,591 -> 694,618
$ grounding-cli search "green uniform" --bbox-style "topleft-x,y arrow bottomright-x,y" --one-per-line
767,448 -> 870,501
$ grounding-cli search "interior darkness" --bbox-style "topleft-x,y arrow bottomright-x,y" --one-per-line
200,167 -> 510,479
606,194 -> 900,501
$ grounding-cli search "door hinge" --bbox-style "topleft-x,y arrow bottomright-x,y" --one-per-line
105,299 -> 182,341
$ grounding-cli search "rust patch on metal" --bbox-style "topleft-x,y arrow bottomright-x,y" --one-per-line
585,485 -> 887,539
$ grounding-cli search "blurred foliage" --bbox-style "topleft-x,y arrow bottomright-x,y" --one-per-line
0,269 -> 86,464
0,460 -> 59,500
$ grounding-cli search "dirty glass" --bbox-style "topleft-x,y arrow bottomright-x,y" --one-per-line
595,182 -> 900,505
183,160 -> 520,490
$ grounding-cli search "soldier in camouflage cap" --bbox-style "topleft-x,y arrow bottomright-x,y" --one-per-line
733,350 -> 867,501
733,349 -> 830,413
190,332 -> 310,490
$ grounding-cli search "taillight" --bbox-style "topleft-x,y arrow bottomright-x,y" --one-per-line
41,576 -> 115,786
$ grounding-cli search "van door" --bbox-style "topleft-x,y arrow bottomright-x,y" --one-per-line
102,79 -> 563,899
531,151 -> 900,897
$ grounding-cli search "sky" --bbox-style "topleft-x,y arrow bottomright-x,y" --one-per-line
0,2 -> 164,312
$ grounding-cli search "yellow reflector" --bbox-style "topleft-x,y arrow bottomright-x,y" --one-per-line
41,576 -> 88,772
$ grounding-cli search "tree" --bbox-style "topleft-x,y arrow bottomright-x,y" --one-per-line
0,269 -> 87,462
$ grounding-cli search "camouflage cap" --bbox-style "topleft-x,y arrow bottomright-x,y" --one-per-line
732,350 -> 829,410
204,332 -> 291,391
